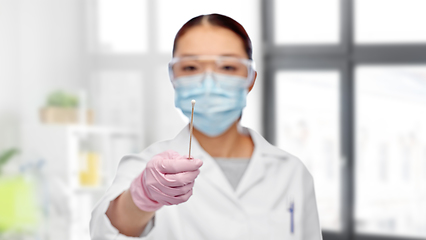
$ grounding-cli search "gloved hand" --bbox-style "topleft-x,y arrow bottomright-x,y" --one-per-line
130,150 -> 203,212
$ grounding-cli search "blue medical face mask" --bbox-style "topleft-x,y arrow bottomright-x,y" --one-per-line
174,73 -> 248,137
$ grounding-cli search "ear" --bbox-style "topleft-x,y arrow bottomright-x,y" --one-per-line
248,71 -> 257,93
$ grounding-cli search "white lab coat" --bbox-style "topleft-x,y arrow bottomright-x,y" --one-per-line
90,125 -> 322,240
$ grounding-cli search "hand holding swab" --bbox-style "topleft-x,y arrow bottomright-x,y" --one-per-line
188,100 -> 196,159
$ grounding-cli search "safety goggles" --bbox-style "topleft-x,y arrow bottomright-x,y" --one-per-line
168,55 -> 256,88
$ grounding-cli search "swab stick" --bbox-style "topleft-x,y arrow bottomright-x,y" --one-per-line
188,100 -> 196,159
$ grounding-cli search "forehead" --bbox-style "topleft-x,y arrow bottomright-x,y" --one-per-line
174,25 -> 247,58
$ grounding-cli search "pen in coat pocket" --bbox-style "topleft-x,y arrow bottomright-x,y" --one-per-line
288,197 -> 295,234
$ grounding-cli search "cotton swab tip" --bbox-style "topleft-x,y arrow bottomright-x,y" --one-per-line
191,99 -> 196,106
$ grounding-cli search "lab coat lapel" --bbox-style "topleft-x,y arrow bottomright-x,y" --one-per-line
236,128 -> 288,198
192,136 -> 242,206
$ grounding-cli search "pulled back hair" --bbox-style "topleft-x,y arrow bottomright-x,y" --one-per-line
172,14 -> 253,60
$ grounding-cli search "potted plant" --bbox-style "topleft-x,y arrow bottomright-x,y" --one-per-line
39,90 -> 93,124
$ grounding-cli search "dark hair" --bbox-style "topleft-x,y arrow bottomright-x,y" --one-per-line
172,14 -> 253,60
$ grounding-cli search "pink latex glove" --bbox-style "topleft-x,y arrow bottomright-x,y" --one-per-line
130,150 -> 203,212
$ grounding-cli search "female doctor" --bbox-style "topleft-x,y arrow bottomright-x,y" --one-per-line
90,14 -> 322,240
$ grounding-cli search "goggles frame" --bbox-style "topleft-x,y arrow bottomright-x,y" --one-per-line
168,55 -> 256,88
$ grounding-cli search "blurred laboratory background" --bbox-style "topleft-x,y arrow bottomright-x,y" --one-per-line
0,0 -> 425,239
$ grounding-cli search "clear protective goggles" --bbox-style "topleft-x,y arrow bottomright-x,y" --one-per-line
168,55 -> 256,88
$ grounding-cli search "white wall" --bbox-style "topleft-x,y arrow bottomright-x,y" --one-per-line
17,0 -> 87,162
1,0 -> 88,156
0,0 -> 21,151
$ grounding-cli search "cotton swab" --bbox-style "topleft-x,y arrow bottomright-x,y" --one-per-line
188,100 -> 196,159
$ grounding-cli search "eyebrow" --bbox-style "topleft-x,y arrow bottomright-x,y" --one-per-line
179,53 -> 244,57
221,54 -> 243,57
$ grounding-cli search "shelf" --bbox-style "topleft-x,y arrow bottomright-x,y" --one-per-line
37,124 -> 140,137
67,125 -> 139,136
72,186 -> 107,193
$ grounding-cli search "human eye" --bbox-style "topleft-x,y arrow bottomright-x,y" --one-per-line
219,63 -> 241,72
221,65 -> 237,71
177,62 -> 201,73
216,60 -> 248,77
182,65 -> 198,71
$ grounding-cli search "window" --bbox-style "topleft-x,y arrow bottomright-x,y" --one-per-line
273,0 -> 340,45
97,0 -> 148,53
264,0 -> 426,239
90,70 -> 143,128
355,66 -> 426,238
355,0 -> 426,44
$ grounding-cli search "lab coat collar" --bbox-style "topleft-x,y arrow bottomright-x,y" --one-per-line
172,124 -> 289,201
236,126 -> 289,197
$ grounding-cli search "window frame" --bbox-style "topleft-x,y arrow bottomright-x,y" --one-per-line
262,0 -> 426,240
87,0 -> 171,145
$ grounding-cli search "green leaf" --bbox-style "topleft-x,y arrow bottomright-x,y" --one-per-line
46,91 -> 79,108
0,149 -> 19,167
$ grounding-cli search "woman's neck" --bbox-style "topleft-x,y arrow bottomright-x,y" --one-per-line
192,121 -> 254,158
